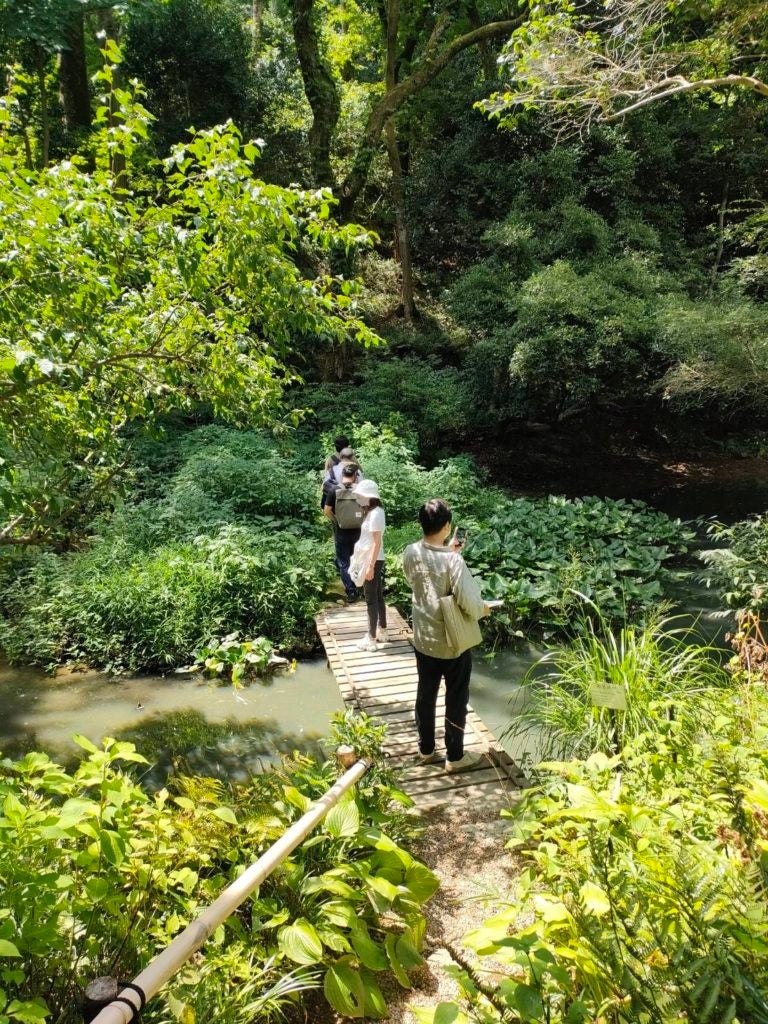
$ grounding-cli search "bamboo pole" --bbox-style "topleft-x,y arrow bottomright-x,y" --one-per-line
87,756 -> 369,1024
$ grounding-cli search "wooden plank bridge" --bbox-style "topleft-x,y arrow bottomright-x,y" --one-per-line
315,603 -> 526,809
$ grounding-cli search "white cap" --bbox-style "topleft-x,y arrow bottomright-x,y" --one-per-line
353,479 -> 380,500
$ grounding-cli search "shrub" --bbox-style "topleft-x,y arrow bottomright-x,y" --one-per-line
0,526 -> 335,671
439,688 -> 768,1024
0,717 -> 436,1024
700,514 -> 768,613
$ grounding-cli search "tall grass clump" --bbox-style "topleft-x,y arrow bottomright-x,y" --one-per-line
507,604 -> 730,762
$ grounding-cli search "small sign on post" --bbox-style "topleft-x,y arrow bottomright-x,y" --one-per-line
589,682 -> 628,711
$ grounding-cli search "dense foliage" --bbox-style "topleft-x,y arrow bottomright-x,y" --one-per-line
0,49 -> 376,547
423,633 -> 768,1024
0,423 -> 693,672
0,714 -> 436,1024
701,515 -> 768,614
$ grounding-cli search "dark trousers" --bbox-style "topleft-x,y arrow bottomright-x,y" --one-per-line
335,528 -> 360,597
363,560 -> 387,636
414,648 -> 472,762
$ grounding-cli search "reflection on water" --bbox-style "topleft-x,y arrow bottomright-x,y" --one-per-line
0,661 -> 343,785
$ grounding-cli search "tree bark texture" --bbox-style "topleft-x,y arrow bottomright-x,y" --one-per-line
291,0 -> 341,187
59,10 -> 91,132
385,117 -> 417,321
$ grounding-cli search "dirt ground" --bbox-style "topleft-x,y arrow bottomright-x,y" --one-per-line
304,801 -> 522,1024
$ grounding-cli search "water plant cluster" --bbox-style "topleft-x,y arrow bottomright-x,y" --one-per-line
0,423 -> 693,674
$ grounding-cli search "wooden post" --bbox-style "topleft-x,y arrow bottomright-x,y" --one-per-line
83,978 -> 120,1022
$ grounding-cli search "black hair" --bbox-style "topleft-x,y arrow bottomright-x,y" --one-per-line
418,498 -> 452,535
334,435 -> 350,452
367,497 -> 382,509
341,463 -> 358,478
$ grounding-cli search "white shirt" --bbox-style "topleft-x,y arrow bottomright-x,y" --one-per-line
359,505 -> 385,560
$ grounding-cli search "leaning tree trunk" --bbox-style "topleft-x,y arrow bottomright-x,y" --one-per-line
59,10 -> 91,132
385,116 -> 417,322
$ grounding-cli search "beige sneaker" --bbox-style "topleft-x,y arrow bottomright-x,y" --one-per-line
376,627 -> 389,643
445,752 -> 488,773
416,750 -> 442,765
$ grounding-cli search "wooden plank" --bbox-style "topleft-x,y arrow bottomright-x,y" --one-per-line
315,602 -> 521,809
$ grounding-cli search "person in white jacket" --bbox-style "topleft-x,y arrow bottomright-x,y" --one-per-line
402,498 -> 490,773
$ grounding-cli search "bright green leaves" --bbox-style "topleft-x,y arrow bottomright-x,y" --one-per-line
323,962 -> 386,1019
278,919 -> 324,965
0,112 -> 379,545
0,722 -> 433,1023
324,797 -> 360,838
466,495 -> 694,643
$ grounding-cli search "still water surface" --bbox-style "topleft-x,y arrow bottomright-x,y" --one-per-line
0,564 -> 726,781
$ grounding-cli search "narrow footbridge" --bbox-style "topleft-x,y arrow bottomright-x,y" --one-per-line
315,603 -> 525,809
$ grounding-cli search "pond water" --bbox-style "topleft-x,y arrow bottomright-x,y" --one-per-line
0,560 -> 729,781
0,659 -> 343,785
0,482 -> 758,781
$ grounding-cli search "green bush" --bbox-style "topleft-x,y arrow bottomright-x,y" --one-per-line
0,525 -> 334,671
0,717 -> 436,1024
700,514 -> 768,612
438,686 -> 768,1024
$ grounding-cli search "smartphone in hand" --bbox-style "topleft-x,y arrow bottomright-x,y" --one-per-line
455,527 -> 467,546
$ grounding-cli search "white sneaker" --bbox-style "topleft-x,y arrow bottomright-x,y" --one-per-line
445,752 -> 488,773
356,634 -> 379,652
376,627 -> 389,643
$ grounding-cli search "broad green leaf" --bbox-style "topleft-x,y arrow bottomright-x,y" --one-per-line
100,830 -> 126,867
385,933 -> 410,988
210,807 -> 238,825
325,800 -> 360,838
579,881 -> 610,916
405,863 -> 439,902
323,963 -> 366,1017
349,923 -> 388,971
278,919 -> 324,965
0,941 -> 20,958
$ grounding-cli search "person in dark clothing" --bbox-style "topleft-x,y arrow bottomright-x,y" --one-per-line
324,463 -> 363,601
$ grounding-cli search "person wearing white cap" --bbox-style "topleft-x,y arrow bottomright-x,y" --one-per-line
349,479 -> 387,651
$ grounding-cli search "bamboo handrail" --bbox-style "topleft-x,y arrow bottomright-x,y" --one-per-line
87,753 -> 369,1024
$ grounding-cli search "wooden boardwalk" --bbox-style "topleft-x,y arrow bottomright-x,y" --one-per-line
315,603 -> 526,809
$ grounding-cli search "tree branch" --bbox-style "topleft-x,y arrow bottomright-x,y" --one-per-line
339,17 -> 523,216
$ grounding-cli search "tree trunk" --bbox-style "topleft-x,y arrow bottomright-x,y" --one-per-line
385,117 -> 417,322
708,178 -> 729,297
35,50 -> 50,167
337,17 -> 520,219
252,0 -> 263,58
291,0 -> 341,187
468,0 -> 497,81
59,10 -> 91,132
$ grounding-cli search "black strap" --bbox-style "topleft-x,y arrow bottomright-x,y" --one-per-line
111,996 -> 141,1022
119,983 -> 147,1014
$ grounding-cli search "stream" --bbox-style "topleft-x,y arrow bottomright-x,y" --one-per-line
1,484 -> 764,781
